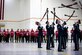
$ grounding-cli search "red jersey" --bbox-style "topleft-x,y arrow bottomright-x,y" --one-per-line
35,30 -> 38,37
71,30 -> 74,33
26,30 -> 29,36
3,31 -> 7,37
23,30 -> 26,36
43,30 -> 46,36
31,30 -> 35,36
10,31 -> 14,37
16,31 -> 20,37
55,31 -> 58,38
20,31 -> 23,37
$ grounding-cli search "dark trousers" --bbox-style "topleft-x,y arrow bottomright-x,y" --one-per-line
79,33 -> 82,43
46,35 -> 51,49
15,36 -> 19,43
22,36 -> 25,43
10,36 -> 14,42
73,32 -> 79,50
19,36 -> 22,42
6,34 -> 10,42
31,36 -> 34,42
25,36 -> 29,43
0,35 -> 2,42
34,37 -> 37,43
4,36 -> 9,43
62,36 -> 67,49
37,36 -> 41,48
50,34 -> 54,48
58,34 -> 62,51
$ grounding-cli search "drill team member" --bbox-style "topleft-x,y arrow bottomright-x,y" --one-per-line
36,22 -> 43,48
73,21 -> 80,51
56,19 -> 63,52
50,22 -> 55,48
46,21 -> 51,50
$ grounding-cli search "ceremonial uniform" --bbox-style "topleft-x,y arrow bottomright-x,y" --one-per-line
57,24 -> 63,51
73,23 -> 80,51
50,24 -> 55,48
80,30 -> 82,42
37,26 -> 43,48
62,26 -> 68,49
46,24 -> 51,50
79,31 -> 82,43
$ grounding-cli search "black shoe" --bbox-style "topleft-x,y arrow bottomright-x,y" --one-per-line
73,49 -> 79,51
38,47 -> 42,48
51,46 -> 54,48
58,50 -> 63,52
47,49 -> 51,50
63,47 -> 66,49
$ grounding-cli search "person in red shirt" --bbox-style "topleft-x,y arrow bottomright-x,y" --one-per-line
19,29 -> 23,42
55,31 -> 58,43
3,29 -> 7,42
31,29 -> 35,42
34,29 -> 38,43
22,29 -> 26,43
10,29 -> 14,42
25,29 -> 30,43
15,29 -> 20,43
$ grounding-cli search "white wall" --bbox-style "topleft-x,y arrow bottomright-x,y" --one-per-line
30,0 -> 41,18
5,22 -> 20,31
4,0 -> 30,30
19,20 -> 30,30
19,0 -> 30,19
4,0 -> 20,20
4,0 -> 30,20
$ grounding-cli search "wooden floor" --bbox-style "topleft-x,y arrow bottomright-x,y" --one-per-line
0,41 -> 82,55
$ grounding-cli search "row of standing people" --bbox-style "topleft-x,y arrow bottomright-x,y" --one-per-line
0,29 -> 47,43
